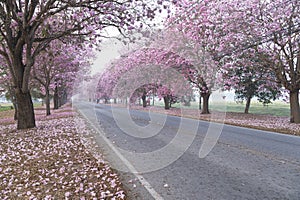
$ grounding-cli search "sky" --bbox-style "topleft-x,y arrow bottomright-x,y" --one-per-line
90,38 -> 125,75
90,6 -> 169,75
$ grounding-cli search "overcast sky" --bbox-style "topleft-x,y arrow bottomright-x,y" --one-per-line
90,39 -> 124,75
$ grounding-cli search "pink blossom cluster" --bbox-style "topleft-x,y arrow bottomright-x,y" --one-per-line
97,47 -> 193,103
167,0 -> 300,119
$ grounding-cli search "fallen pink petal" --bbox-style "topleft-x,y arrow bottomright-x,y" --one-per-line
0,104 -> 126,199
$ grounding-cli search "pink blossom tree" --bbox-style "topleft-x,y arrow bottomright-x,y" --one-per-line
32,40 -> 93,115
0,0 -> 169,129
97,48 -> 192,109
149,29 -> 220,114
214,0 -> 300,122
53,49 -> 92,109
169,0 -> 300,122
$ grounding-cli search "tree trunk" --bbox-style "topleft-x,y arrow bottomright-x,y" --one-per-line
54,86 -> 59,110
45,89 -> 51,116
244,96 -> 252,114
201,93 -> 210,114
13,102 -> 18,121
163,96 -> 170,110
152,88 -> 156,106
15,90 -> 36,129
114,98 -> 117,104
142,94 -> 147,107
199,92 -> 202,110
290,90 -> 300,123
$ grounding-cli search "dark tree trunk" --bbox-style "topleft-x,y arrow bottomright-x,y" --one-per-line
15,90 -> 35,129
114,98 -> 117,104
13,102 -> 18,121
163,96 -> 170,110
3,17 -> 37,129
142,94 -> 147,107
54,86 -> 59,110
290,90 -> 300,123
199,93 -> 202,110
104,98 -> 109,104
45,89 -> 51,116
244,96 -> 252,114
201,93 -> 210,114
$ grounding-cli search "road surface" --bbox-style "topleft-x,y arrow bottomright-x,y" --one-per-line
74,101 -> 300,200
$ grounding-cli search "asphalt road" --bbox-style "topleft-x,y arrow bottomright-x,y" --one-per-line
74,101 -> 300,200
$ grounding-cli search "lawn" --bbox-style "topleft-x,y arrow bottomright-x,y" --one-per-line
0,102 -> 44,112
155,100 -> 290,117
209,101 -> 290,117
0,106 -> 13,112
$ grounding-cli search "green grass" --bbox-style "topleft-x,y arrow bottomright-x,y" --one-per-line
152,100 -> 290,117
33,102 -> 44,108
0,102 -> 43,112
209,102 -> 290,116
0,106 -> 14,112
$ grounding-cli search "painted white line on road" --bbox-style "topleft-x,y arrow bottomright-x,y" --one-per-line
77,108 -> 164,200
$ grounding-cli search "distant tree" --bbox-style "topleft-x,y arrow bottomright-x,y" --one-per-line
0,60 -> 17,119
32,40 -> 93,115
223,53 -> 281,113
97,48 -> 192,110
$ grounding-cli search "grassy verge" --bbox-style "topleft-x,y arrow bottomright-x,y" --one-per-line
155,101 -> 290,117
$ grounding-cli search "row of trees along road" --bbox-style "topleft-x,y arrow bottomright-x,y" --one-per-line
96,0 -> 300,123
0,0 -> 171,129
